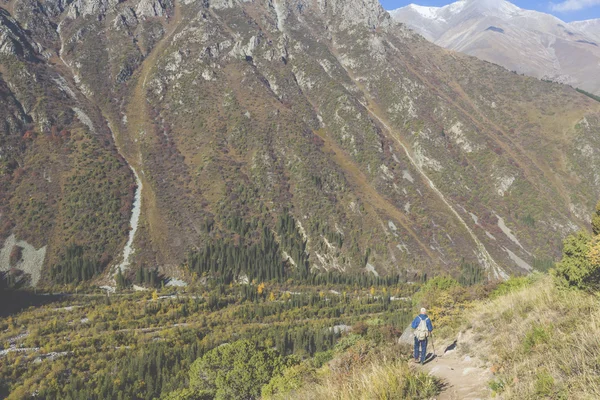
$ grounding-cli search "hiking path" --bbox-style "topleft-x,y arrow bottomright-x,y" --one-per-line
419,338 -> 495,400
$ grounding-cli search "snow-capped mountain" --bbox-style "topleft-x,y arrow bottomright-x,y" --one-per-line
390,0 -> 600,94
570,19 -> 600,42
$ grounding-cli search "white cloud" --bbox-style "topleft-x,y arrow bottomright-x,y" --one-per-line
551,0 -> 600,12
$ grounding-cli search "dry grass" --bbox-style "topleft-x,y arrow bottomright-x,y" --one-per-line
463,275 -> 600,399
285,358 -> 439,400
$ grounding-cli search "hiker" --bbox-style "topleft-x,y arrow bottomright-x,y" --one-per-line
412,307 -> 433,364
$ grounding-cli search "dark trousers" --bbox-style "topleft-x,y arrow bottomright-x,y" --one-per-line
414,336 -> 427,363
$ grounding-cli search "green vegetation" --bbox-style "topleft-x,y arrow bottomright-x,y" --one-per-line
552,201 -> 600,291
188,340 -> 292,399
6,197 -> 600,399
576,88 -> 600,103
51,245 -> 104,284
551,230 -> 595,290
0,276 -> 423,399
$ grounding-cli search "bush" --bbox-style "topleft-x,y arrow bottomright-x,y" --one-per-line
534,370 -> 555,397
189,340 -> 294,399
352,321 -> 368,336
488,379 -> 506,394
553,231 -> 600,291
490,274 -> 537,299
523,325 -> 551,353
261,362 -> 317,399
412,276 -> 460,309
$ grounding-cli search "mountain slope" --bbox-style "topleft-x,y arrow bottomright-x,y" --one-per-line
1,0 -> 600,285
391,0 -> 600,94
0,6 -> 134,285
570,19 -> 600,42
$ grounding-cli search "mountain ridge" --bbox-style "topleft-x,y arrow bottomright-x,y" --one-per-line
391,0 -> 600,94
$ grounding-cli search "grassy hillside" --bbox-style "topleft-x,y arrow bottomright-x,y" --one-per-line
462,274 -> 600,399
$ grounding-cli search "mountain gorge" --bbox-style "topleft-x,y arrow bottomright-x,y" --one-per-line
1,0 -> 600,286
391,0 -> 600,94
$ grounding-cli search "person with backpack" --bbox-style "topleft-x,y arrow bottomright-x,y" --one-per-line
411,307 -> 433,364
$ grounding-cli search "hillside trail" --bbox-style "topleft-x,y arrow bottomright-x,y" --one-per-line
418,338 -> 494,400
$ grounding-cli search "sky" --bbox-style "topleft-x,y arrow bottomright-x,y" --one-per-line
379,0 -> 600,22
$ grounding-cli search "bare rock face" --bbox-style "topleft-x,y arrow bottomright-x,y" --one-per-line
135,0 -> 168,19
67,0 -> 120,18
320,0 -> 391,31
0,9 -> 36,58
1,0 -> 600,285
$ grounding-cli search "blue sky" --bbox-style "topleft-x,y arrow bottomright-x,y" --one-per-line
379,0 -> 600,22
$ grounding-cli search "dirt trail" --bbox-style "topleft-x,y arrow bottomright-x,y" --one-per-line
421,343 -> 494,400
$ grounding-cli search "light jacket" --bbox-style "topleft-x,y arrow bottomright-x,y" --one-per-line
411,314 -> 433,331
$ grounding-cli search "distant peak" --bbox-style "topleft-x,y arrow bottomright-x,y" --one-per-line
463,0 -> 520,15
396,0 -> 521,18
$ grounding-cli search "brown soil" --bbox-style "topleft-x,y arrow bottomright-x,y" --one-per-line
420,339 -> 495,400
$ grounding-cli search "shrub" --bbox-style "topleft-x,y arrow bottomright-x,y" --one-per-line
489,379 -> 506,394
523,325 -> 551,354
352,321 -> 368,336
412,276 -> 460,309
534,370 -> 555,397
261,362 -> 317,398
552,231 -> 600,291
490,274 -> 537,299
189,340 -> 293,399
